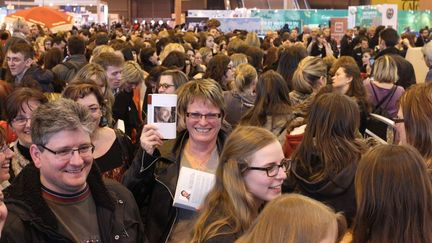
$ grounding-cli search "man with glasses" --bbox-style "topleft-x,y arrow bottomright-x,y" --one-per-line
1,98 -> 146,242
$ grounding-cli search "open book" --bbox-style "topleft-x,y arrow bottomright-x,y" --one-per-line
173,167 -> 216,211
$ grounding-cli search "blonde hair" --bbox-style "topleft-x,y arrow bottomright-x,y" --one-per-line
236,194 -> 346,243
158,30 -> 170,39
292,56 -> 327,94
121,60 -> 146,86
91,45 -> 115,59
230,53 -> 248,68
234,63 -> 257,92
176,79 -> 225,118
373,55 -> 399,83
198,47 -> 213,64
245,32 -> 261,48
159,43 -> 185,62
190,126 -> 278,242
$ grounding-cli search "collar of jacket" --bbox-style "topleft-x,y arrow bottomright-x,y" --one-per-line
376,46 -> 401,58
67,54 -> 87,62
4,163 -> 116,231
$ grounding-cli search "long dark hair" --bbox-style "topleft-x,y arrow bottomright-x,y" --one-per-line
277,45 -> 308,90
353,144 -> 432,243
240,70 -> 291,127
292,93 -> 365,182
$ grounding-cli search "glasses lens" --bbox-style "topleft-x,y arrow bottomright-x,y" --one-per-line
13,117 -> 29,126
0,144 -> 7,153
79,145 -> 94,156
267,165 -> 279,177
57,149 -> 73,160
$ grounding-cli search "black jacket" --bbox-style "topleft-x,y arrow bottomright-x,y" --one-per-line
283,159 -> 357,226
340,34 -> 353,56
112,90 -> 141,138
375,47 -> 416,89
1,164 -> 146,243
52,54 -> 88,84
15,65 -> 55,92
123,129 -> 228,243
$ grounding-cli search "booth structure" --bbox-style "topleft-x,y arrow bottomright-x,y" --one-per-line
3,0 -> 108,25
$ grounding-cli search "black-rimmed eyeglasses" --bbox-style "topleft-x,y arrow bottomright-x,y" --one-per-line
245,158 -> 291,177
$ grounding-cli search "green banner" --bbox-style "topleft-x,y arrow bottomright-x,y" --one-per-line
354,6 -> 382,27
250,10 -> 347,33
398,10 -> 432,33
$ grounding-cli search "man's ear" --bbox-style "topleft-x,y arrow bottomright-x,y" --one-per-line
24,57 -> 33,68
30,144 -> 42,169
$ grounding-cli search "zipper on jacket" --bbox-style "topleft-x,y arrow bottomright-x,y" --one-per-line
155,176 -> 178,243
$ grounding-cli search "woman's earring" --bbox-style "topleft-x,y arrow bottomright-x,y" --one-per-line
99,107 -> 108,127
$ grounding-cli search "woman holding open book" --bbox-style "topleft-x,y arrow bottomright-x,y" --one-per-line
122,79 -> 230,243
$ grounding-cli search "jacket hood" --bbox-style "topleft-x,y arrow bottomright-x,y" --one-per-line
231,91 -> 255,108
291,161 -> 357,197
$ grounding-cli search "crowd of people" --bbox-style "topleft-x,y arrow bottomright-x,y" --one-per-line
0,16 -> 431,242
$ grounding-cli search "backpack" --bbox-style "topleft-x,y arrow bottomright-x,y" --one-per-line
60,61 -> 86,83
370,82 -> 397,118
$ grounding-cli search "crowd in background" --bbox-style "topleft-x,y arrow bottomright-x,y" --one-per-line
0,16 -> 431,242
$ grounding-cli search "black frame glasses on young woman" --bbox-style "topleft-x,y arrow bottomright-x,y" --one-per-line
245,158 -> 291,177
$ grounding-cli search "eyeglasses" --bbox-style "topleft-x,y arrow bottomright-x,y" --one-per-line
0,144 -> 9,154
12,116 -> 31,126
38,144 -> 95,161
393,117 -> 404,124
186,112 -> 222,121
158,83 -> 176,89
245,158 -> 291,177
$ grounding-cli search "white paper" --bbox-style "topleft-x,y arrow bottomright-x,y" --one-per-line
173,167 -> 216,211
147,94 -> 177,139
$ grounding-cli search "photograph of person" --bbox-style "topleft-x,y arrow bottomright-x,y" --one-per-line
180,190 -> 191,201
154,106 -> 175,123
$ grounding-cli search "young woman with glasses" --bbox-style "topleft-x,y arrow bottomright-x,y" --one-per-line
5,87 -> 48,182
190,125 -> 288,243
62,81 -> 134,182
284,93 -> 366,227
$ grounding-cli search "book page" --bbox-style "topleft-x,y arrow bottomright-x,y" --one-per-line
147,94 -> 177,139
173,167 -> 216,211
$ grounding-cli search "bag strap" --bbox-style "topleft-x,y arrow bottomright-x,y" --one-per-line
370,82 -> 396,112
381,85 -> 397,110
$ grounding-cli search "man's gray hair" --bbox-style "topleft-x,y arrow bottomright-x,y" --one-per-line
422,41 -> 432,66
31,98 -> 95,146
12,18 -> 27,33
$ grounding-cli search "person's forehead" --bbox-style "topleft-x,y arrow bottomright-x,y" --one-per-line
6,51 -> 25,59
106,65 -> 122,72
160,75 -> 173,83
46,129 -> 91,146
